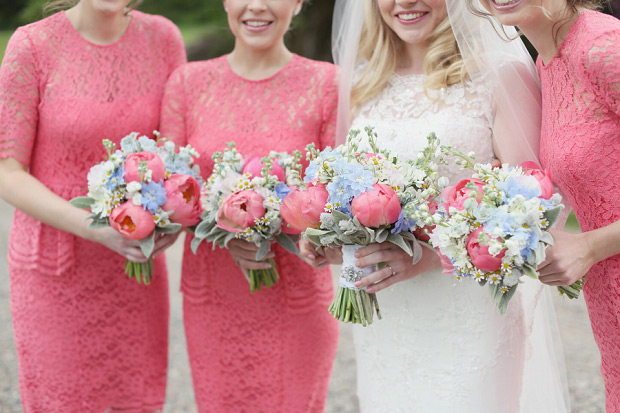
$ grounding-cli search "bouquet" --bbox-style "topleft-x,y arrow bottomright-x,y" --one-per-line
283,127 -> 443,326
191,143 -> 300,292
71,132 -> 202,284
428,149 -> 584,314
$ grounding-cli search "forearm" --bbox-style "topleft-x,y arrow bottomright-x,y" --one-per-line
584,219 -> 620,264
0,162 -> 95,241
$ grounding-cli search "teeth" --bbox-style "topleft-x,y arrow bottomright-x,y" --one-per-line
399,12 -> 424,21
245,21 -> 270,27
493,0 -> 519,4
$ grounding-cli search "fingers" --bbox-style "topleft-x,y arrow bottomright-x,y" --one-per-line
228,239 -> 275,260
353,265 -> 394,289
355,245 -> 404,268
122,245 -> 149,263
151,233 -> 180,257
365,271 -> 410,293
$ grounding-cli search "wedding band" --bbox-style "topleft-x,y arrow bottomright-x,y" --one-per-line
387,265 -> 395,276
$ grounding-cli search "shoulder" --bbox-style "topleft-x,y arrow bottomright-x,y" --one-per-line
288,55 -> 337,81
7,12 -> 66,51
168,57 -> 227,88
130,10 -> 182,42
570,11 -> 620,61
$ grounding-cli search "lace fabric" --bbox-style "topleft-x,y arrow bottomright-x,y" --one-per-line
0,10 -> 186,411
538,10 -> 620,409
351,74 -> 569,412
160,55 -> 339,412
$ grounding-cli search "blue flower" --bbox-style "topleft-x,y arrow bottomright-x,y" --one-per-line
120,136 -> 139,153
497,176 -> 540,200
274,182 -> 291,200
105,167 -> 125,191
483,209 -> 518,236
140,181 -> 167,214
138,136 -> 157,153
303,161 -> 319,183
391,210 -> 416,234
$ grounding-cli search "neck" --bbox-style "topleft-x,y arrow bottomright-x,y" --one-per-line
519,6 -> 580,64
227,41 -> 293,81
396,42 -> 428,76
65,2 -> 131,45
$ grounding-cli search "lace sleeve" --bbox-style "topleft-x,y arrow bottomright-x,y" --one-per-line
583,29 -> 620,117
160,66 -> 188,146
319,65 -> 338,149
0,27 -> 40,166
164,19 -> 187,76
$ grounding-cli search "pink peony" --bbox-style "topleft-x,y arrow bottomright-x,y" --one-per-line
161,174 -> 202,226
440,178 -> 485,213
124,151 -> 165,183
216,190 -> 266,232
109,201 -> 155,240
242,156 -> 285,182
520,161 -> 554,199
350,184 -> 401,228
280,185 -> 329,233
465,227 -> 506,272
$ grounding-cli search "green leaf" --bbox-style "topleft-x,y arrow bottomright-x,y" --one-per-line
139,231 -> 155,258
256,239 -> 271,260
156,223 -> 182,234
222,232 -> 237,248
522,264 -> 539,279
275,233 -> 299,255
331,210 -> 351,224
70,196 -> 94,209
387,233 -> 412,256
88,218 -> 109,229
190,236 -> 203,254
543,206 -> 563,227
375,229 -> 389,244
498,285 -> 518,315
194,220 -> 213,239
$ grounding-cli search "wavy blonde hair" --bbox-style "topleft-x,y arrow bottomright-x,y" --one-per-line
44,0 -> 142,15
351,0 -> 467,113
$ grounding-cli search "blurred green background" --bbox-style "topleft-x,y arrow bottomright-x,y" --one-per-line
0,0 -> 334,62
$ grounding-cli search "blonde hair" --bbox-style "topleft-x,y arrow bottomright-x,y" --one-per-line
44,0 -> 141,15
351,0 -> 467,112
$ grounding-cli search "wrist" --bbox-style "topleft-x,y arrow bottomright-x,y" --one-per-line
581,230 -> 603,266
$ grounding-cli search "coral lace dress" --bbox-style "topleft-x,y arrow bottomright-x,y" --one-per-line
161,54 -> 339,412
538,10 -> 620,410
0,11 -> 185,412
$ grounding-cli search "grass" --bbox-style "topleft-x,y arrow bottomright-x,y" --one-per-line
0,30 -> 12,62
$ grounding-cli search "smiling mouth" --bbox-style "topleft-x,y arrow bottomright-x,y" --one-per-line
490,0 -> 521,6
243,20 -> 272,28
397,12 -> 426,21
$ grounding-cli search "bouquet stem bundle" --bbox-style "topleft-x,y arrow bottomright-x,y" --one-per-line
329,244 -> 382,326
123,259 -> 154,285
247,258 -> 279,292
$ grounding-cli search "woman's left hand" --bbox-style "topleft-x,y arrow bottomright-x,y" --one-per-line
352,242 -> 441,293
538,229 -> 594,286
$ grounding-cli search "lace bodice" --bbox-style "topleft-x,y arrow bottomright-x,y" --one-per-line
538,10 -> 620,233
352,74 -> 495,180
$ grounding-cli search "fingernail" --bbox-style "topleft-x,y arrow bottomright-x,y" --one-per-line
353,281 -> 362,287
366,287 -> 374,293
355,260 -> 361,267
307,254 -> 316,260
354,251 -> 360,257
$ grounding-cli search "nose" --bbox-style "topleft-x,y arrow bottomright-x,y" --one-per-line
395,0 -> 418,6
247,0 -> 268,12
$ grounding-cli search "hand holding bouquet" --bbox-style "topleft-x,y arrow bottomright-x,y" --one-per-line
284,127 -> 443,326
192,143 -> 300,292
71,132 -> 202,284
428,149 -> 584,314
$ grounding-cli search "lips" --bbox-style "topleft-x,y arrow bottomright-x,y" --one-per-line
243,20 -> 272,30
489,0 -> 522,10
395,11 -> 428,24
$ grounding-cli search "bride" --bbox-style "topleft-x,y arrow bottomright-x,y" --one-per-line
328,0 -> 571,411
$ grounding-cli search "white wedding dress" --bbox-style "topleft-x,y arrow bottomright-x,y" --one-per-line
350,74 -> 570,412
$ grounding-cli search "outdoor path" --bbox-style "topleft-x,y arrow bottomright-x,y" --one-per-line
0,199 -> 604,412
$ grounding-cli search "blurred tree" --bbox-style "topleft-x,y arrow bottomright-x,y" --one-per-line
0,0 -> 27,29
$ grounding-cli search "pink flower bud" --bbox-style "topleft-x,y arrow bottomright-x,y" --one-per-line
280,185 -> 329,233
124,151 -> 165,183
465,227 -> 506,272
440,178 -> 485,213
242,156 -> 285,182
520,161 -> 554,199
350,184 -> 401,228
216,190 -> 266,232
161,174 -> 202,226
109,202 -> 155,240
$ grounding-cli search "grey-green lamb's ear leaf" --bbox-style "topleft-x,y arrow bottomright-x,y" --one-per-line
70,196 -> 95,209
543,206 -> 563,227
156,223 -> 182,234
275,233 -> 299,255
522,264 -> 539,279
331,210 -> 351,224
190,236 -> 203,254
139,231 -> 156,258
387,233 -> 413,256
497,284 -> 518,315
88,217 -> 109,229
375,228 -> 389,244
194,220 -> 212,239
255,240 -> 271,261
